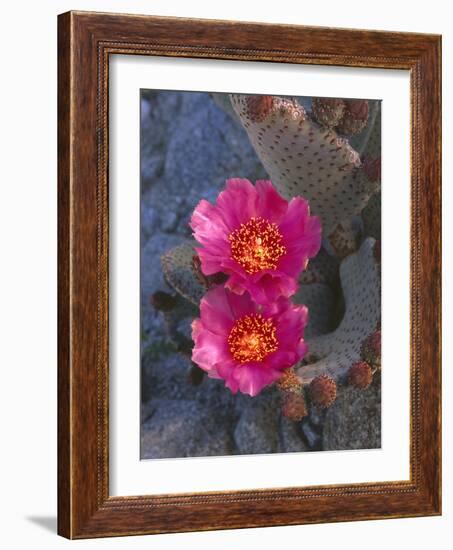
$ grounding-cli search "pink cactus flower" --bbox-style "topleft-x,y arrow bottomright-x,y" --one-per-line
190,179 -> 321,304
191,285 -> 308,397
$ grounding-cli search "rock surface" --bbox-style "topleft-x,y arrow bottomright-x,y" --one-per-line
141,398 -> 234,458
233,390 -> 280,454
322,378 -> 381,450
278,417 -> 309,453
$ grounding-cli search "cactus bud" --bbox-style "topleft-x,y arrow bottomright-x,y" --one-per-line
361,330 -> 381,369
336,99 -> 369,136
312,97 -> 345,128
245,95 -> 275,122
327,221 -> 361,259
363,156 -> 381,183
281,391 -> 308,421
348,361 -> 373,389
276,368 -> 302,393
310,374 -> 337,408
150,290 -> 177,312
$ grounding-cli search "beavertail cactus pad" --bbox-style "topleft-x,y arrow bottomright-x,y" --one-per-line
296,238 -> 381,385
230,94 -> 379,235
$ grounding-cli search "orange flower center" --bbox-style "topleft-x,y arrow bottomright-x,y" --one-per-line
228,313 -> 278,363
228,217 -> 286,274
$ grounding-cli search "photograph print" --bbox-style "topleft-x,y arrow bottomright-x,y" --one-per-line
140,90 -> 381,459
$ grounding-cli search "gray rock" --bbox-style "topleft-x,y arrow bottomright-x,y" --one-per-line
322,378 -> 381,451
164,94 -> 267,204
176,315 -> 193,343
233,390 -> 280,455
141,91 -> 183,150
140,194 -> 159,240
141,345 -> 238,415
141,91 -> 267,242
140,91 -> 185,195
278,417 -> 309,453
141,398 -> 234,458
161,210 -> 178,232
141,351 -> 187,404
301,419 -> 322,449
141,233 -> 181,336
141,153 -> 164,190
308,407 -> 325,427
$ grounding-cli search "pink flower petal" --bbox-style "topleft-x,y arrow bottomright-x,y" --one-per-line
216,178 -> 258,229
225,287 -> 256,318
190,199 -> 229,240
191,179 -> 322,302
191,287 -> 308,396
199,286 -> 235,335
235,271 -> 298,305
233,364 -> 282,397
196,247 -> 226,276
216,360 -> 240,393
255,179 -> 288,223
280,197 -> 322,255
191,320 -> 230,375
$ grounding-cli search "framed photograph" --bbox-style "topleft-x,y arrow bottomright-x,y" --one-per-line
58,11 -> 441,538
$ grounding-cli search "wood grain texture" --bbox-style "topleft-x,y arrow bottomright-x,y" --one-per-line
57,10 -> 441,539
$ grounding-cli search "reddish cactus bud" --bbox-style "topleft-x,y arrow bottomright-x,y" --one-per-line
347,99 -> 369,119
348,361 -> 373,389
363,156 -> 381,183
361,330 -> 381,368
327,221 -> 361,259
310,374 -> 337,408
336,100 -> 369,136
276,368 -> 302,393
281,391 -> 308,421
150,290 -> 177,312
312,97 -> 346,128
245,95 -> 275,122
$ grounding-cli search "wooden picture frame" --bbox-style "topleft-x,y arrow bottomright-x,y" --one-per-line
58,10 -> 441,539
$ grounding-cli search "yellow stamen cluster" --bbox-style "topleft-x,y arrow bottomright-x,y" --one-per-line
228,217 -> 286,274
228,313 -> 278,363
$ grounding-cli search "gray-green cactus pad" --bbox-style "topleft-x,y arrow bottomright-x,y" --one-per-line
296,238 -> 380,384
230,94 -> 379,235
161,241 -> 205,306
